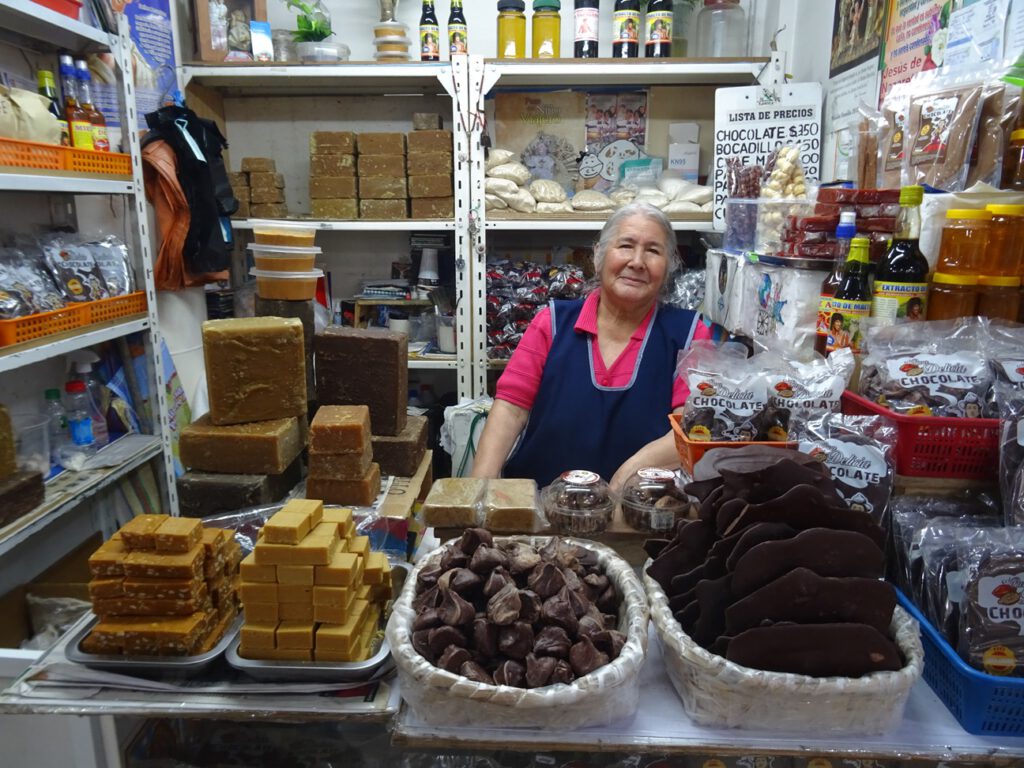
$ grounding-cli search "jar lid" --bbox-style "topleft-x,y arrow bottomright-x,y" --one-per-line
945,208 -> 991,220
932,271 -> 979,285
986,204 -> 1024,217
1013,129 -> 1024,141
899,185 -> 924,206
498,0 -> 526,10
533,0 -> 560,9
979,275 -> 1022,287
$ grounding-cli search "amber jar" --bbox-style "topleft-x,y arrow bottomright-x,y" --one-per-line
497,0 -> 527,58
927,272 -> 979,321
937,209 -> 991,275
977,275 -> 1022,321
1003,129 -> 1024,190
982,204 -> 1024,277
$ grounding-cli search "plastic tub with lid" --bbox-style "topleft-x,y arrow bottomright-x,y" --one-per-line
374,50 -> 411,61
375,36 -> 411,53
249,219 -> 317,247
541,470 -> 614,535
374,20 -> 408,38
248,243 -> 321,272
249,268 -> 323,300
617,467 -> 689,533
936,209 -> 991,275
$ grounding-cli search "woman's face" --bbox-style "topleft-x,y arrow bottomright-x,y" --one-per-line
600,215 -> 669,309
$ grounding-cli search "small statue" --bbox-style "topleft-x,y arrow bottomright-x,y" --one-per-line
379,0 -> 398,22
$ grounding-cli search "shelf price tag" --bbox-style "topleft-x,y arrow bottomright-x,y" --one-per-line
712,82 -> 823,230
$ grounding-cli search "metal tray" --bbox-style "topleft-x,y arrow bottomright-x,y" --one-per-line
65,612 -> 244,678
224,561 -> 409,683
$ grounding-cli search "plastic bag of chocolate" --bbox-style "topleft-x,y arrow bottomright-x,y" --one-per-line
39,234 -> 109,302
995,380 -> 1024,526
859,318 -> 992,417
984,320 -> 1024,417
957,526 -> 1024,676
878,82 -> 911,188
797,413 -> 896,526
83,236 -> 134,296
764,347 -> 854,441
0,246 -> 65,318
678,340 -> 771,442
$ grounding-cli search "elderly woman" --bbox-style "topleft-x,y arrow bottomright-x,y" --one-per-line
472,203 -> 711,489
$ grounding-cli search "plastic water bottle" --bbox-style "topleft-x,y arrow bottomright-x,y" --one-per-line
44,387 -> 66,469
70,359 -> 109,446
63,380 -> 96,459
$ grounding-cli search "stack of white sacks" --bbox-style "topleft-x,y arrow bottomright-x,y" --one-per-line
482,147 -> 714,216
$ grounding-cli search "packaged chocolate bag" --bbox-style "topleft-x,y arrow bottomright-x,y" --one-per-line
0,247 -> 65,317
679,341 -> 770,442
766,348 -> 854,441
39,235 -> 109,302
84,236 -> 134,296
995,380 -> 1024,526
985,321 -> 1024,417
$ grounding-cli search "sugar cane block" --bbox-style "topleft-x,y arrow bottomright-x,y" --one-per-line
201,527 -> 228,559
357,132 -> 405,155
241,157 -> 275,172
310,131 -> 355,154
409,175 -> 452,198
314,550 -> 361,586
254,297 -> 315,402
181,416 -> 303,475
233,185 -> 250,202
228,172 -> 248,189
306,464 -> 381,507
119,514 -> 170,551
362,551 -> 388,585
278,584 -> 313,604
358,154 -> 405,178
310,153 -> 355,177
122,578 -> 206,600
263,510 -> 311,545
412,112 -> 443,130
176,459 -> 302,518
251,203 -> 289,218
225,539 -> 242,571
240,622 -> 276,650
407,130 -> 452,153
308,449 -> 372,480
358,176 -> 407,200
249,172 -> 285,189
407,152 -> 453,176
282,498 -> 324,526
239,582 -> 277,603
484,478 -> 539,532
277,565 -> 314,585
371,415 -> 427,477
276,621 -> 315,650
233,198 -> 251,218
93,595 -> 210,617
359,199 -> 408,219
88,538 -> 127,578
243,602 -> 278,623
123,547 -> 205,580
422,478 -> 486,527
0,469 -> 44,527
0,405 -> 15,479
278,602 -> 314,621
311,198 -> 358,219
203,317 -> 306,426
154,517 -> 203,554
250,186 -> 285,204
410,196 -> 454,219
310,405 -> 371,453
310,176 -> 357,199
315,327 -> 408,435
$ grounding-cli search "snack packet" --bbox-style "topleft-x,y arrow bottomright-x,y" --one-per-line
0,247 -> 65,317
764,348 -> 854,441
678,341 -> 770,442
85,236 -> 134,296
39,235 -> 109,302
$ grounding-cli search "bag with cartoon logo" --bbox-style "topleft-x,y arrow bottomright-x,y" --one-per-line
859,318 -> 992,417
764,347 -> 854,441
39,235 -> 109,303
985,321 -> 1024,417
0,247 -> 65,318
678,340 -> 771,442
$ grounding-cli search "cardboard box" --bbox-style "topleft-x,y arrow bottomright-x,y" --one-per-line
407,152 -> 452,176
359,176 -> 407,199
410,196 -> 454,219
378,450 -> 433,520
310,176 -> 357,199
357,154 -> 406,178
359,199 -> 408,219
310,154 -> 356,177
312,199 -> 359,219
357,132 -> 406,155
409,175 -> 452,198
310,131 -> 356,154
407,130 -> 452,153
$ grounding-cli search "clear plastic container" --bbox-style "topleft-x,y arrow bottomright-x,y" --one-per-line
374,20 -> 408,38
249,268 -> 323,300
936,208 -> 991,275
297,41 -> 350,63
541,470 -> 614,535
373,50 -> 412,61
12,411 -> 50,475
617,467 -> 689,533
43,387 -> 65,470
374,35 -> 412,53
250,219 -> 317,247
247,243 -> 321,272
272,29 -> 298,62
62,380 -> 96,463
693,0 -> 747,58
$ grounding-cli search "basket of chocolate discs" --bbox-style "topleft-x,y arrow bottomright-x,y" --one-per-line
386,530 -> 648,729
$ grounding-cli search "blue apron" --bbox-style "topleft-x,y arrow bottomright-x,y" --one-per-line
502,298 -> 699,487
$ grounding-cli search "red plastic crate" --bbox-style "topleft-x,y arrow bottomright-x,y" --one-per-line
841,390 -> 999,480
32,0 -> 81,18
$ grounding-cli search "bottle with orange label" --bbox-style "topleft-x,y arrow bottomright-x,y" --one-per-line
824,236 -> 871,356
59,54 -> 92,151
74,59 -> 109,152
814,211 -> 856,357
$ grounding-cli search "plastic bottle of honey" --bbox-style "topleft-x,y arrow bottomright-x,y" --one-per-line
977,275 -> 1022,322
936,209 -> 990,275
926,273 -> 978,321
871,185 -> 929,323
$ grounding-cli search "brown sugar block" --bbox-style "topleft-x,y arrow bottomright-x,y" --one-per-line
239,621 -> 276,651
196,609 -> 236,654
359,176 -> 407,200
315,550 -> 361,586
239,582 -> 278,604
410,196 -> 455,219
407,130 -> 452,153
310,405 -> 371,453
310,131 -> 356,155
484,478 -> 538,532
249,172 -> 285,189
359,199 -> 408,219
0,469 -> 44,528
315,327 -> 408,435
311,198 -> 358,219
282,498 -> 324,526
277,621 -> 315,650
278,602 -> 314,621
407,152 -> 453,176
357,132 -> 406,155
250,186 -> 285,204
203,317 -> 306,426
0,405 -> 15,479
177,459 -> 302,518
154,517 -> 203,554
409,175 -> 453,198
93,595 -> 210,617
263,510 -> 311,545
123,578 -> 206,600
358,154 -> 406,178
234,185 -> 250,202
241,157 -> 276,173
243,602 -> 278,623
422,477 -> 486,527
88,538 -> 127,578
310,153 -> 356,177
251,203 -> 289,218
306,464 -> 381,507
413,112 -> 443,131
201,527 -> 228,559
372,415 -> 427,477
277,565 -> 314,585
278,584 -> 313,603
224,538 -> 243,571
233,198 -> 251,218
89,578 -> 125,600
181,416 -> 303,475
228,172 -> 248,189
254,297 -> 315,402
363,551 -> 388,585
120,514 -> 170,551
123,548 -> 205,580
310,176 -> 357,199
309,449 -> 373,480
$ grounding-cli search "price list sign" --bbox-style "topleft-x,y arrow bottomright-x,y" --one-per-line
712,83 -> 823,230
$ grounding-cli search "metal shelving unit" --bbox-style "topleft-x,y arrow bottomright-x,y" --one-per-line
0,317 -> 148,374
231,219 -> 455,232
0,0 -> 112,51
485,217 -> 716,232
0,173 -> 133,194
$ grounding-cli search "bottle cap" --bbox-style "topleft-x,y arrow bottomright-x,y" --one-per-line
848,236 -> 870,260
932,271 -> 979,286
65,380 -> 87,393
979,275 -> 1021,287
74,361 -> 93,374
986,204 -> 1024,217
1013,129 -> 1024,142
899,185 -> 924,206
533,0 -> 560,9
498,0 -> 526,10
946,208 -> 991,220
835,210 -> 857,238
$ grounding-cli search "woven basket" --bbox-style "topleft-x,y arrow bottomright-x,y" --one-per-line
386,536 -> 649,730
644,566 -> 923,734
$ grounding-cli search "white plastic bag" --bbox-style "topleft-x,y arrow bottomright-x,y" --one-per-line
662,200 -> 702,215
500,185 -> 537,213
529,178 -> 567,203
571,190 -> 615,211
485,148 -> 516,170
536,201 -> 574,213
488,162 -> 532,185
485,193 -> 508,210
484,177 -> 519,197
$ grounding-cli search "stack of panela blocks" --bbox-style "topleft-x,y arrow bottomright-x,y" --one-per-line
306,405 -> 381,507
238,498 -> 393,662
83,515 -> 241,655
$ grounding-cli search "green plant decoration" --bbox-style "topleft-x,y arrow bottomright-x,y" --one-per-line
286,0 -> 333,42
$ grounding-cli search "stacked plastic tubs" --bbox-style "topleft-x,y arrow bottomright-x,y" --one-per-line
373,20 -> 412,62
247,220 -> 323,300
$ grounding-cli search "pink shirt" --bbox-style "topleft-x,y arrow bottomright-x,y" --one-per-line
496,291 -> 711,411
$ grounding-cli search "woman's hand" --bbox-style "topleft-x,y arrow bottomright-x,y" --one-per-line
471,399 -> 531,479
608,409 -> 684,492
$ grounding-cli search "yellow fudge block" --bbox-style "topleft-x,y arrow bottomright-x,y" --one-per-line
240,622 -> 276,650
243,602 -> 278,623
282,498 -> 323,526
254,536 -> 337,566
313,603 -> 350,624
277,565 -> 314,585
278,601 -> 314,621
363,551 -> 387,584
263,510 -> 311,545
349,535 -> 371,560
356,584 -> 372,601
240,645 -> 311,661
278,584 -> 313,603
315,599 -> 369,652
119,514 -> 170,551
240,552 -> 276,583
276,621 -> 315,650
239,582 -> 277,604
313,585 -> 354,608
180,415 -> 302,474
321,508 -> 353,528
314,551 -> 361,586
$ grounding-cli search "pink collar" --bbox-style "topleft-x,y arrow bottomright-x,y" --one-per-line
574,289 -> 656,341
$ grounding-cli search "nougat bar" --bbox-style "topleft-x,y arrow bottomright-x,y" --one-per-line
312,198 -> 358,219
119,514 -> 170,551
371,415 -> 427,477
176,457 -> 302,518
154,517 -> 203,554
310,131 -> 355,155
201,527 -> 229,559
422,478 -> 486,528
202,317 -> 306,426
250,186 -> 285,204
263,510 -> 311,545
249,171 -> 285,189
314,327 -> 408,436
123,547 -> 205,580
89,578 -> 125,599
0,405 -> 14,478
93,595 -> 210,617
120,612 -> 209,655
88,538 -> 127,578
251,203 -> 288,218
196,609 -> 237,654
310,405 -> 372,454
308,449 -> 373,480
306,463 -> 381,507
357,132 -> 405,155
0,469 -> 43,527
180,415 -> 303,475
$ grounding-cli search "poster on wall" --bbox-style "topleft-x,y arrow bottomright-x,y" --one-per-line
830,0 -> 889,77
580,91 -> 649,193
879,0 -> 950,105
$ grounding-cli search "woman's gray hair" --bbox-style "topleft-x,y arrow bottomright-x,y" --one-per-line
592,202 -> 681,297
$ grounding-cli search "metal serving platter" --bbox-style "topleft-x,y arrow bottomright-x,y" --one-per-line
65,612 -> 244,678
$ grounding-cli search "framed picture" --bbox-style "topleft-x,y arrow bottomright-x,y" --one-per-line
193,0 -> 267,63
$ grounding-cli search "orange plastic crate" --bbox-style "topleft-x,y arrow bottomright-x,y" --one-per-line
0,303 -> 88,347
0,136 -> 64,171
65,147 -> 132,176
668,413 -> 795,474
84,291 -> 147,324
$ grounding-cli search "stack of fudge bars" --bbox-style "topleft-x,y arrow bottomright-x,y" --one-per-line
238,498 -> 392,662
83,515 -> 241,655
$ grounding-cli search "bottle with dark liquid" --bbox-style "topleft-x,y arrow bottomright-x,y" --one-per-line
871,185 -> 930,323
37,69 -> 69,146
612,0 -> 640,58
826,236 -> 872,355
74,59 -> 109,152
448,0 -> 468,55
645,0 -> 672,57
420,1 -> 440,61
574,0 -> 599,58
814,211 -> 856,357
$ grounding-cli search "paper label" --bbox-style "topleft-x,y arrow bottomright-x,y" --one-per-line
612,10 -> 640,43
574,8 -> 599,42
818,296 -> 870,354
92,124 -> 110,152
646,11 -> 672,45
71,119 -> 94,150
68,415 -> 94,446
910,94 -> 960,165
978,575 -> 1024,636
999,359 -> 1024,385
870,280 -> 928,322
561,469 -> 599,485
420,24 -> 440,59
448,23 -> 467,54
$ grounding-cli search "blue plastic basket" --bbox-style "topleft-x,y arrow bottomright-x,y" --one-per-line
896,590 -> 1024,735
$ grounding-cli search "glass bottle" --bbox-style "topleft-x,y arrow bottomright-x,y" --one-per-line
420,1 -> 440,61
694,0 -> 747,58
533,0 -> 561,58
574,0 -> 600,58
670,0 -> 698,56
814,211 -> 856,357
448,0 -> 468,55
59,54 -> 92,151
825,236 -> 872,355
646,0 -> 672,58
497,0 -> 527,58
74,59 -> 109,152
936,209 -> 990,276
37,70 -> 69,146
927,273 -> 979,321
612,0 -> 641,58
871,185 -> 930,324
